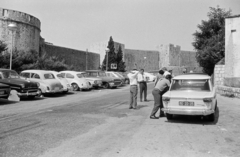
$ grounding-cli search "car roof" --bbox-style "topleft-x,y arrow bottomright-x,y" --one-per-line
85,70 -> 104,72
21,70 -> 50,73
173,73 -> 210,80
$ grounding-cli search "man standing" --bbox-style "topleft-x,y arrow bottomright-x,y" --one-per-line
127,70 -> 139,109
150,74 -> 172,119
137,69 -> 148,102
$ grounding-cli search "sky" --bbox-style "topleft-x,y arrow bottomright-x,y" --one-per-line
1,0 -> 240,51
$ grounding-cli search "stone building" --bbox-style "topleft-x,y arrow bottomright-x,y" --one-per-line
224,15 -> 240,87
0,8 -> 41,53
0,8 -> 100,71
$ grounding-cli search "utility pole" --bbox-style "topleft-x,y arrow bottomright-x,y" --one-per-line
105,48 -> 109,71
86,49 -> 88,70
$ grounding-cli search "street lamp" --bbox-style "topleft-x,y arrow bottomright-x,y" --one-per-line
143,57 -> 147,70
8,23 -> 17,70
105,48 -> 110,71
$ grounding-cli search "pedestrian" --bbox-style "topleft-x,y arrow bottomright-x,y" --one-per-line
150,74 -> 172,119
137,69 -> 148,102
161,67 -> 171,77
127,69 -> 139,109
154,69 -> 164,86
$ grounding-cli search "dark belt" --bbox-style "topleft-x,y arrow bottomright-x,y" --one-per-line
130,84 -> 138,86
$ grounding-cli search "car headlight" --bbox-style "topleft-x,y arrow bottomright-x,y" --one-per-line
36,82 -> 40,87
20,84 -> 25,88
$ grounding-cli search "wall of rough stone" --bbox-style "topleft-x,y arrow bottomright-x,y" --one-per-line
44,44 -> 100,71
0,8 -> 41,53
124,49 -> 159,72
169,44 -> 181,66
180,51 -> 198,67
224,15 -> 240,87
214,65 -> 225,86
157,44 -> 170,69
88,40 -> 125,64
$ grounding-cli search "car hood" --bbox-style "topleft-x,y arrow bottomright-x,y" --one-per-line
0,83 -> 10,88
164,91 -> 213,99
0,78 -> 38,88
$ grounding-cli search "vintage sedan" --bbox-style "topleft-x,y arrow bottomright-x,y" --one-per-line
20,70 -> 64,95
85,70 -> 122,89
0,83 -> 11,99
105,71 -> 124,86
162,73 -> 217,122
49,71 -> 72,93
60,71 -> 91,91
0,69 -> 39,98
78,72 -> 102,89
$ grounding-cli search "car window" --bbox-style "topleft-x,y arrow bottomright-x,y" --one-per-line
44,73 -> 55,79
88,72 -> 97,77
60,73 -> 66,78
66,73 -> 74,79
99,72 -> 106,77
33,73 -> 40,79
1,70 -> 20,79
77,73 -> 83,78
81,73 -> 88,77
57,74 -> 63,78
170,79 -> 210,91
20,73 -> 30,78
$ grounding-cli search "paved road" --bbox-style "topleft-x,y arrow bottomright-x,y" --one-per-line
0,83 -> 240,157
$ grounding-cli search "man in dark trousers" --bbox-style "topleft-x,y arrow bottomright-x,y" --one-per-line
137,69 -> 148,102
150,74 -> 172,119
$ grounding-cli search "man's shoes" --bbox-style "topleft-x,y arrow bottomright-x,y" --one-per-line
159,114 -> 165,117
144,99 -> 148,102
150,116 -> 159,119
129,107 -> 133,109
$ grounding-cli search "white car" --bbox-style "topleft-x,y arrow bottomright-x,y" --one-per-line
78,72 -> 103,89
162,73 -> 217,121
60,71 -> 91,91
49,71 -> 72,93
20,70 -> 64,95
144,72 -> 156,82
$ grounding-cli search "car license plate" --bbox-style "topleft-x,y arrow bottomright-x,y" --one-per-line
179,101 -> 194,106
0,91 -> 4,94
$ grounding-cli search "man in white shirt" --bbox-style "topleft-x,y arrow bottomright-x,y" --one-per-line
127,70 -> 139,109
137,69 -> 148,102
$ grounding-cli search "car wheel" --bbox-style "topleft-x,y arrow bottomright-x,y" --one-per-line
166,113 -> 173,120
103,83 -> 110,89
72,83 -> 79,91
208,105 -> 217,122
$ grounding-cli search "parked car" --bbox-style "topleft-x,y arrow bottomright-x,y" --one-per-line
85,70 -> 122,88
162,73 -> 217,122
0,68 -> 39,98
49,71 -> 72,93
78,72 -> 102,89
60,71 -> 92,91
144,72 -> 156,82
20,70 -> 64,95
105,71 -> 124,86
118,72 -> 130,84
0,83 -> 11,99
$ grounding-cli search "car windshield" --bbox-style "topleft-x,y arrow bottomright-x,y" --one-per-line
44,73 -> 55,79
99,72 -> 106,77
77,74 -> 83,78
170,79 -> 210,91
1,70 -> 20,79
115,72 -> 124,78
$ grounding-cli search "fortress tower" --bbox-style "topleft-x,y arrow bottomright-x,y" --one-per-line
0,8 -> 41,53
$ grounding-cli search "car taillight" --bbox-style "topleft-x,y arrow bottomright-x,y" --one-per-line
203,98 -> 212,102
163,97 -> 170,101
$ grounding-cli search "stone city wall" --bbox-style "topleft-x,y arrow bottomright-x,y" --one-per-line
214,65 -> 225,86
0,8 -> 41,53
180,51 -> 198,67
44,44 -> 100,71
124,49 -> 159,72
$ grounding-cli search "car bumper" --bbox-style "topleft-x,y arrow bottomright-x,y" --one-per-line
45,89 -> 64,94
162,108 -> 215,116
17,91 -> 39,97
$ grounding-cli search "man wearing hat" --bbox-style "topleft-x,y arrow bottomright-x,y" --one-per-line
127,69 -> 139,109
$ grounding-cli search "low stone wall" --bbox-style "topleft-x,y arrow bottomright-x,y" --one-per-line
217,85 -> 240,98
214,65 -> 225,86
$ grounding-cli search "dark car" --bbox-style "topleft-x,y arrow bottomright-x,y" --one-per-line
85,70 -> 122,88
0,83 -> 11,99
0,69 -> 40,98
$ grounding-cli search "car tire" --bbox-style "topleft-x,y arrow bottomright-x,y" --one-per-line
125,80 -> 129,84
94,86 -> 99,90
72,83 -> 79,91
166,113 -> 173,120
208,104 -> 217,122
103,83 -> 110,89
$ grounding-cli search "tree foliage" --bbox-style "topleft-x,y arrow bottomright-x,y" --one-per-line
116,46 -> 126,72
0,41 -> 7,54
192,6 -> 231,75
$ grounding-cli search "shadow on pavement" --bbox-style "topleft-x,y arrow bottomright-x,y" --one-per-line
0,99 -> 19,105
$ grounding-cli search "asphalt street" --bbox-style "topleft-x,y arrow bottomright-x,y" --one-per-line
0,83 -> 240,157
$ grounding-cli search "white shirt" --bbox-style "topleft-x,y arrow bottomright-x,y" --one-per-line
127,71 -> 139,85
163,71 -> 171,76
137,73 -> 147,82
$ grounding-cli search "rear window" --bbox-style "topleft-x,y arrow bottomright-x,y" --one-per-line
44,73 -> 55,79
57,74 -> 63,78
170,79 -> 210,91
